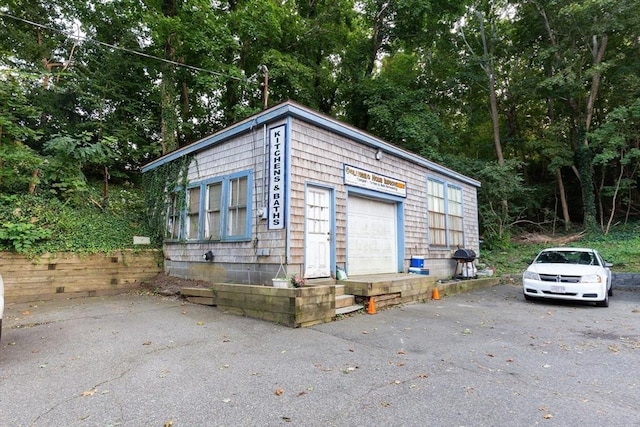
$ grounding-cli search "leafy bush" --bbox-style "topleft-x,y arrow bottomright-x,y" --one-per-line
0,186 -> 156,256
0,222 -> 52,253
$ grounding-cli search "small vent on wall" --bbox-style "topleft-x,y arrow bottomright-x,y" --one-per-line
48,264 -> 57,270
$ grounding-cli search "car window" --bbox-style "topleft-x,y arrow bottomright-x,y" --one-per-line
536,251 -> 566,263
574,251 -> 594,265
564,251 -> 594,265
536,251 -> 598,265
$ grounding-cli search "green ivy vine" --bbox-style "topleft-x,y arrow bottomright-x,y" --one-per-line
141,155 -> 193,246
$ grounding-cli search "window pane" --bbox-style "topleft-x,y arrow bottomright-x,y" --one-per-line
208,183 -> 222,210
229,176 -> 248,207
228,177 -> 248,237
207,212 -> 221,239
188,187 -> 200,212
429,212 -> 446,246
228,207 -> 247,236
186,187 -> 200,240
447,186 -> 463,245
188,214 -> 199,238
432,229 -> 446,246
449,187 -> 462,203
428,180 -> 446,246
450,230 -> 464,246
165,193 -> 180,239
206,183 -> 222,239
449,216 -> 463,230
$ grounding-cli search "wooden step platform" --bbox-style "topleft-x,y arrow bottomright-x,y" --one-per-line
180,274 -> 501,327
336,304 -> 364,315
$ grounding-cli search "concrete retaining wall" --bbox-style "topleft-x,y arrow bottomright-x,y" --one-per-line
612,272 -> 640,290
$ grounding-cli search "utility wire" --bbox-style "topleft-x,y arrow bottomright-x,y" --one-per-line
0,11 -> 245,81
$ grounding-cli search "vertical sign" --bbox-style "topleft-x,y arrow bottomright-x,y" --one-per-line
268,124 -> 286,229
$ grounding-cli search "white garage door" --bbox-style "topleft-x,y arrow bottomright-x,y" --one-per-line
347,196 -> 398,275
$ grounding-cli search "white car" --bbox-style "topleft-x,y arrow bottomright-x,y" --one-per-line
523,247 -> 612,307
0,273 -> 4,341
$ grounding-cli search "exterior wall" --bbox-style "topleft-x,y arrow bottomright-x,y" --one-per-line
290,120 -> 479,277
164,119 -> 300,285
160,105 -> 480,284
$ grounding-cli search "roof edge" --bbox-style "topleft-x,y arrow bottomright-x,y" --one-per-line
141,101 -> 481,188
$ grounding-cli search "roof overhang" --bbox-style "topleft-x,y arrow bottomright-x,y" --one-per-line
141,101 -> 481,188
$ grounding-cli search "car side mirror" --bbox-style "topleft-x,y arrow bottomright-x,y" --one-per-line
604,262 -> 613,268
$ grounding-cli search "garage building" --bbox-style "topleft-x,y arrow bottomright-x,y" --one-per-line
142,101 -> 481,285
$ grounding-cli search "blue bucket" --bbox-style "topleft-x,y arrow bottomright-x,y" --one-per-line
410,257 -> 424,268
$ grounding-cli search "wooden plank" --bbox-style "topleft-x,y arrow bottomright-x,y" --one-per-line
215,295 -> 295,314
374,293 -> 401,302
294,305 -> 334,323
1,250 -> 162,304
217,305 -> 293,327
181,288 -> 214,297
185,296 -> 216,305
210,284 -> 290,296
297,317 -> 334,328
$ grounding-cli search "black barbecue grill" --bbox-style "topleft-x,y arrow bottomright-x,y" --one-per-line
452,247 -> 477,279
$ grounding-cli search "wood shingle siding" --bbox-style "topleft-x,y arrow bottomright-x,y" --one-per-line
146,101 -> 481,285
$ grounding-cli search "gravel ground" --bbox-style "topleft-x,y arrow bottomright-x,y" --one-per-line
140,272 -> 212,297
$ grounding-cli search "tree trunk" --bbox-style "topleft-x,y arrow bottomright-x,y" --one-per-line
477,11 -> 504,165
103,166 -> 109,207
555,168 -> 570,230
160,0 -> 179,155
579,35 -> 607,231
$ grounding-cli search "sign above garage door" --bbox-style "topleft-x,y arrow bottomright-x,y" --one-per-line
344,164 -> 406,197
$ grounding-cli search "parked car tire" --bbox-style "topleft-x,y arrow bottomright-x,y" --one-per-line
595,292 -> 609,307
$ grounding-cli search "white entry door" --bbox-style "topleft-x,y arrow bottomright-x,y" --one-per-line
347,196 -> 397,275
304,187 -> 331,278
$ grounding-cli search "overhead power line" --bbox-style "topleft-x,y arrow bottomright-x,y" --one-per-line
0,11 -> 244,81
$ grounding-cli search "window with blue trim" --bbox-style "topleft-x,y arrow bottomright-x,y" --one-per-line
206,181 -> 222,239
164,171 -> 252,242
186,186 -> 201,240
428,179 -> 446,246
447,185 -> 464,246
165,192 -> 181,240
227,175 -> 248,237
427,178 -> 464,247
204,172 -> 251,241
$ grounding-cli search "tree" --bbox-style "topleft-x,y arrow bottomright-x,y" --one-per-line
458,1 -> 506,165
590,100 -> 640,232
0,73 -> 44,193
522,0 -> 638,230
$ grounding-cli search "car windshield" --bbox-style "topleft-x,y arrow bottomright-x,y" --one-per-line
535,250 -> 595,265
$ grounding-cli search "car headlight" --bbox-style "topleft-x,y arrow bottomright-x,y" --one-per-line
581,274 -> 602,283
523,270 -> 540,280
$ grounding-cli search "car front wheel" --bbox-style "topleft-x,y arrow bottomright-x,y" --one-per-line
595,292 -> 609,307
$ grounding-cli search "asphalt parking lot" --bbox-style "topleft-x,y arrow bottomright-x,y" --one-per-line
1,284 -> 639,427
